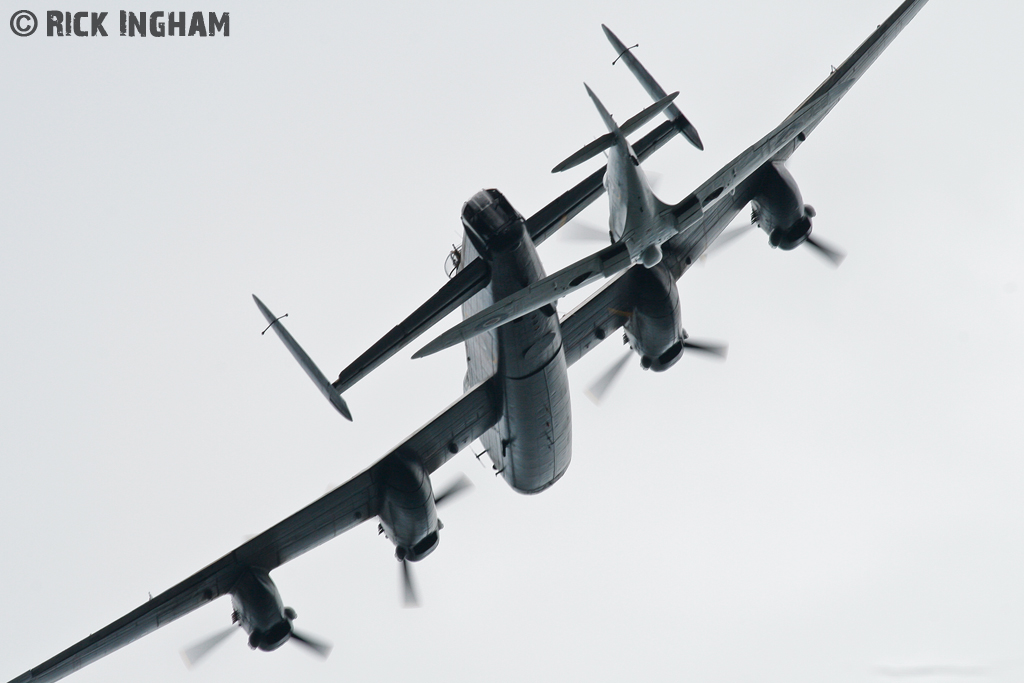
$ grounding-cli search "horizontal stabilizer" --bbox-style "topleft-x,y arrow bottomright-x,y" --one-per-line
552,90 -> 678,173
602,24 -> 703,151
253,295 -> 352,421
414,241 -> 632,358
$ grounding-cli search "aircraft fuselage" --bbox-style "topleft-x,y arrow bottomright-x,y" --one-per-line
461,189 -> 572,494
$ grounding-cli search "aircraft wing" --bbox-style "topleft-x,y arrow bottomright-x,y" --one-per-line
415,0 -> 929,360
771,0 -> 929,164
661,0 -> 932,271
332,118 -> 681,394
672,0 -> 929,231
6,377 -> 501,683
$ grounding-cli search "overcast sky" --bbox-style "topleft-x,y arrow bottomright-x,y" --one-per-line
2,1 -> 1023,682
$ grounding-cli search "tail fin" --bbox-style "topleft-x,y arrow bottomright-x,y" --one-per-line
253,295 -> 353,421
602,24 -> 703,151
552,86 -> 678,173
584,83 -> 621,136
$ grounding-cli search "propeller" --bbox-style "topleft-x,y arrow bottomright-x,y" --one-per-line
709,221 -> 757,254
434,473 -> 472,506
804,233 -> 846,267
290,629 -> 333,658
704,218 -> 846,267
399,474 -> 474,608
400,557 -> 418,608
561,219 -> 611,243
180,618 -> 332,666
585,351 -> 631,405
585,338 -> 728,406
181,626 -> 237,668
560,175 -> 663,246
683,339 -> 729,358
643,170 -> 664,192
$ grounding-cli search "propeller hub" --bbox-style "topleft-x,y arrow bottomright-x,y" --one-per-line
647,340 -> 684,372
769,215 -> 812,251
401,530 -> 440,563
253,620 -> 292,652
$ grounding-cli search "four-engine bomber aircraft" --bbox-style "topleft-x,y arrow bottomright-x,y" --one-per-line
6,1 -> 929,681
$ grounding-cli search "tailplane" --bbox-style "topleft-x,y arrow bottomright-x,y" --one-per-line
253,295 -> 353,421
552,87 -> 678,173
602,24 -> 703,151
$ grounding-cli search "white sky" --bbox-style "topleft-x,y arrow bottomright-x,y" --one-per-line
2,1 -> 1023,682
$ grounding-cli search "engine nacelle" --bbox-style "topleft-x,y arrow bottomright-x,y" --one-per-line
230,568 -> 293,652
377,452 -> 440,563
622,264 -> 685,373
750,162 -> 815,251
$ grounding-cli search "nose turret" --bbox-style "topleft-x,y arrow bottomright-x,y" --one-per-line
461,189 -> 527,260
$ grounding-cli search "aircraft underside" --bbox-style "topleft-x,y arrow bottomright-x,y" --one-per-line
3,2 -> 935,680
461,189 -> 572,494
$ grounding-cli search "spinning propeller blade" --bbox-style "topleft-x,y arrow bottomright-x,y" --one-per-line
804,234 -> 846,267
585,351 -> 632,405
396,473 -> 472,608
561,219 -> 611,243
683,339 -> 729,359
646,171 -> 664,192
587,338 -> 727,405
401,558 -> 419,608
290,630 -> 333,659
709,222 -> 756,254
180,626 -> 237,668
434,474 -> 472,506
